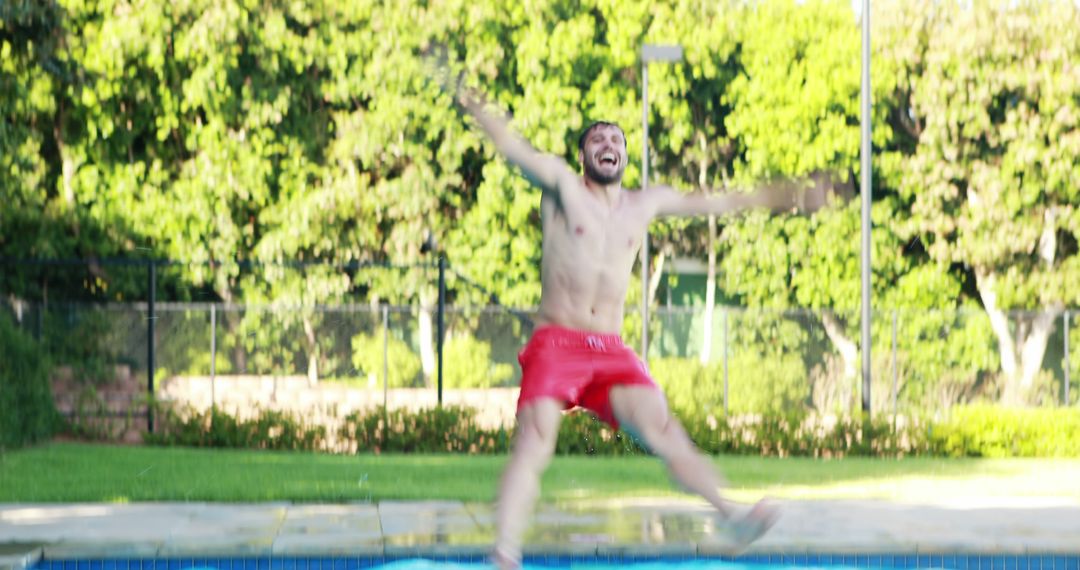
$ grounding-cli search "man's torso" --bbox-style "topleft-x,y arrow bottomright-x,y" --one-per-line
535,179 -> 654,334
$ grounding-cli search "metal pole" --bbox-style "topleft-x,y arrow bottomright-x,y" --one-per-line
147,261 -> 156,433
891,310 -> 898,418
1065,311 -> 1070,406
383,304 -> 389,409
723,308 -> 729,416
859,0 -> 873,415
437,257 -> 446,406
641,62 -> 650,360
210,303 -> 216,410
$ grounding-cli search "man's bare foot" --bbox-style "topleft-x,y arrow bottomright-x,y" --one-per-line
729,499 -> 780,549
490,544 -> 521,570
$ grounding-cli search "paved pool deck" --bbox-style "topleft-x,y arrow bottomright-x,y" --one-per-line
1,498 -> 1079,569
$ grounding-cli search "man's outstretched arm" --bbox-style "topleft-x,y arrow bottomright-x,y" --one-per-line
424,47 -> 575,192
455,94 -> 577,192
648,172 -> 852,218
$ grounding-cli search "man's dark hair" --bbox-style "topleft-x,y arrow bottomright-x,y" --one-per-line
577,121 -> 626,153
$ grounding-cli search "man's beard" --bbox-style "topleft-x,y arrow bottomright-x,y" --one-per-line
584,159 -> 625,185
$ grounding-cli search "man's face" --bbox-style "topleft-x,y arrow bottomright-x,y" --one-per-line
579,124 -> 627,185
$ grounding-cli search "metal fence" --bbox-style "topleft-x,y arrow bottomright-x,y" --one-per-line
4,298 -> 1077,429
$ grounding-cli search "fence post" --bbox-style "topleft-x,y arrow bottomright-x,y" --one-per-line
1065,311 -> 1071,406
383,304 -> 389,409
210,303 -> 216,411
147,261 -> 156,434
723,308 -> 729,416
892,310 -> 898,418
437,256 -> 446,406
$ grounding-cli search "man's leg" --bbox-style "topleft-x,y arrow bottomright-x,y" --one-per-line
493,397 -> 563,569
609,386 -> 777,542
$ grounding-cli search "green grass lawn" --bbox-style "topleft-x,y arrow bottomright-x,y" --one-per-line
2,442 -> 1079,504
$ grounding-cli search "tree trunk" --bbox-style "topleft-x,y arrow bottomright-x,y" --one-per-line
648,249 -> 666,308
418,289 -> 436,387
976,208 -> 1062,405
302,313 -> 319,387
977,270 -> 1062,404
821,310 -> 858,412
54,97 -> 81,243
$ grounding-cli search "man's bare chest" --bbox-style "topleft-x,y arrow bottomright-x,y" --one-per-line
542,193 -> 647,262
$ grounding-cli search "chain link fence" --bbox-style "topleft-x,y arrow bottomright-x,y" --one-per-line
3,298 -> 1076,428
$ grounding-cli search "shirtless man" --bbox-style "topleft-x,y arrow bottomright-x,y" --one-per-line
439,73 -> 829,569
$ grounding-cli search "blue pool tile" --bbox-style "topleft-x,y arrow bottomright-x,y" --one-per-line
1065,557 -> 1080,570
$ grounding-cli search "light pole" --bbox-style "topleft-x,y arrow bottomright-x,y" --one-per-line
640,43 -> 683,360
859,0 -> 873,415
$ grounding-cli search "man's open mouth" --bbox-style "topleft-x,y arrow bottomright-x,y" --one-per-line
598,152 -> 618,166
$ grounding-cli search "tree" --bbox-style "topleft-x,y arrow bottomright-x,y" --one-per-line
895,0 -> 1080,404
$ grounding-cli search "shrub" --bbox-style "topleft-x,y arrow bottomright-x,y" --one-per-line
648,357 -> 722,419
555,411 -> 642,456
145,404 -> 327,451
351,331 -> 421,388
141,401 -> 1078,458
0,312 -> 60,449
341,405 -> 509,454
927,405 -> 1080,457
444,334 -> 514,388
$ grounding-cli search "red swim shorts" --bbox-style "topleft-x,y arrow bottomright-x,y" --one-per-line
516,324 -> 661,429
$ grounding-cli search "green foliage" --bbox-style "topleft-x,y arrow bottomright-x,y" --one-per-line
555,411 -> 642,456
3,0 -> 1080,413
886,307 -> 997,411
0,312 -> 60,449
351,330 -> 421,388
342,406 -> 509,454
41,307 -> 125,384
145,405 -> 327,451
889,0 -> 1080,400
1071,319 -> 1080,405
443,334 -> 514,388
928,406 -> 1080,458
648,357 -> 724,419
140,400 -> 1080,458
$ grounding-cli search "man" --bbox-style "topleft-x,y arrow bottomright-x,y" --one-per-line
437,67 -> 831,569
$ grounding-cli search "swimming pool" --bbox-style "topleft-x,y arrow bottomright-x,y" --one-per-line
26,555 -> 1080,570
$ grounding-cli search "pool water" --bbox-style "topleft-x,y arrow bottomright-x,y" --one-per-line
29,556 -> 1080,570
376,561 -> 856,570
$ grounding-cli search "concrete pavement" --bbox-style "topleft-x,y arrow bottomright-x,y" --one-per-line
2,498 -> 1079,569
